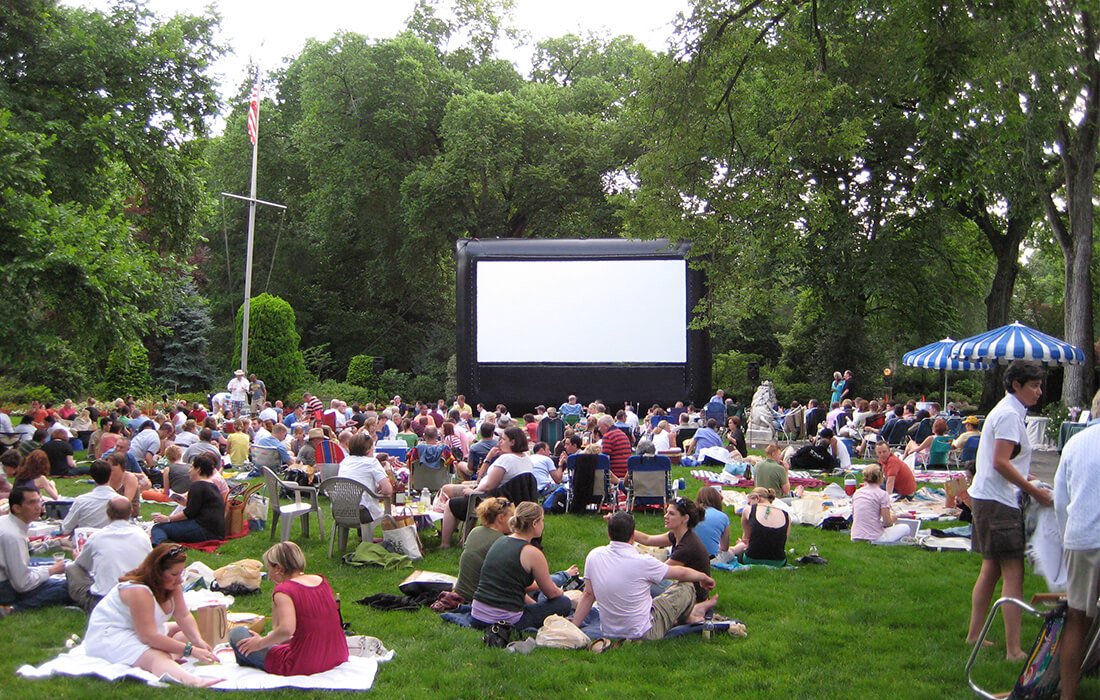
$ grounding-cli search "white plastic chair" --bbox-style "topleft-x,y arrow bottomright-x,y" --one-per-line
261,466 -> 324,543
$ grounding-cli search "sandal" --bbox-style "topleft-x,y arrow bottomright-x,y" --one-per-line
589,638 -> 614,654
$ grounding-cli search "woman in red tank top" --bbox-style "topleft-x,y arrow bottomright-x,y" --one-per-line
229,542 -> 348,675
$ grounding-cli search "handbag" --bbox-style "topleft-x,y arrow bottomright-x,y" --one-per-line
380,515 -> 423,560
192,603 -> 229,646
225,482 -> 264,537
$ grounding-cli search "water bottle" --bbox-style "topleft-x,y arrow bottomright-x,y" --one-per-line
419,488 -> 430,514
702,612 -> 714,640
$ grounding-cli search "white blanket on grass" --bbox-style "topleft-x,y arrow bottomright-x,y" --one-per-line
17,643 -> 390,690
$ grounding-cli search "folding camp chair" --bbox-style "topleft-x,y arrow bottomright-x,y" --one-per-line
945,417 -> 964,438
885,419 -> 913,449
625,455 -> 672,511
564,453 -> 614,514
250,444 -> 282,470
911,417 -> 934,444
925,435 -> 953,469
408,445 -> 454,495
949,434 -> 980,469
459,472 -> 539,545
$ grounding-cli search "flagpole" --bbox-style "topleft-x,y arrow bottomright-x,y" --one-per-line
240,76 -> 260,374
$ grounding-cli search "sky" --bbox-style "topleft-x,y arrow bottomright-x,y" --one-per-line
71,0 -> 692,119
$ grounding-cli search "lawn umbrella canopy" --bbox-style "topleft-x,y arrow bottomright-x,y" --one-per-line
902,338 -> 988,405
950,322 -> 1086,366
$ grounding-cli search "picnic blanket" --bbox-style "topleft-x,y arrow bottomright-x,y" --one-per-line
176,528 -> 252,553
17,642 -> 391,690
439,606 -> 739,641
691,469 -> 827,489
721,484 -> 958,528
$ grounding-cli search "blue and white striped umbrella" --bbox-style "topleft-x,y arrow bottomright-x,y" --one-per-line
902,338 -> 988,371
950,321 -> 1086,366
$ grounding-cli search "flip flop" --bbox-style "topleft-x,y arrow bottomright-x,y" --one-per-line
589,638 -> 614,654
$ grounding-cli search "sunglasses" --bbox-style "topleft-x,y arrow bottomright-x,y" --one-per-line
162,545 -> 186,565
670,498 -> 691,513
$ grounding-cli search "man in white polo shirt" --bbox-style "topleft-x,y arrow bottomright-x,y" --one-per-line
572,512 -> 717,640
965,361 -> 1051,661
1053,389 -> 1100,700
66,496 -> 152,611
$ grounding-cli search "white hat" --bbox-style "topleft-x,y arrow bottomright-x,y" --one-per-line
235,369 -> 245,376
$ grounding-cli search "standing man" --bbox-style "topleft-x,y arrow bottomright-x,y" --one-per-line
965,361 -> 1050,661
1053,389 -> 1100,699
248,373 -> 266,415
840,369 -> 855,401
0,487 -> 71,614
227,369 -> 250,418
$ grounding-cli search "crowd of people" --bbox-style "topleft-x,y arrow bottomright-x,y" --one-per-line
0,362 -> 1098,696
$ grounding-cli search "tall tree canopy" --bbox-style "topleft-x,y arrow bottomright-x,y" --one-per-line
0,0 -> 222,391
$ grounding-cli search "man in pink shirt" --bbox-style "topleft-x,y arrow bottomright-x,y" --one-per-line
572,512 -> 717,640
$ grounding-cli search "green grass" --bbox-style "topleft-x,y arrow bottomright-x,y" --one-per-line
5,464 -> 1096,699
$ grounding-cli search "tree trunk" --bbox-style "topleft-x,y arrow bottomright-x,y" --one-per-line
1061,192 -> 1096,409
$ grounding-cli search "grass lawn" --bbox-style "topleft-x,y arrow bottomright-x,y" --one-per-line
4,462 -> 1095,699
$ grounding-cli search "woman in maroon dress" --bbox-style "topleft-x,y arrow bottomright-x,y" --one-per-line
229,542 -> 348,675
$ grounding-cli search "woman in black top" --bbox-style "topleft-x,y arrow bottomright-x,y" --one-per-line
470,502 -> 571,630
730,487 -> 790,566
633,497 -> 712,601
150,452 -> 225,545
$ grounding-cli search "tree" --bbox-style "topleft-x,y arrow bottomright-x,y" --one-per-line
154,282 -> 215,392
105,342 -> 153,398
233,294 -> 307,402
0,1 -> 222,392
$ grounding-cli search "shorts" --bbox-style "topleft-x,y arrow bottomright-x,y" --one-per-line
1065,548 -> 1100,619
971,498 -> 1024,560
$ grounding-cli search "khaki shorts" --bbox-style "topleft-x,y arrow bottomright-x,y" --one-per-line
643,582 -> 695,641
1065,548 -> 1100,619
971,498 -> 1025,560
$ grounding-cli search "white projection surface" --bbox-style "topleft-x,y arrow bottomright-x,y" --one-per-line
476,260 -> 687,363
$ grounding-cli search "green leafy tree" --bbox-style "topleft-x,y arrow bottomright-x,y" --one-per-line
346,355 -> 378,387
105,342 -> 153,398
233,294 -> 307,402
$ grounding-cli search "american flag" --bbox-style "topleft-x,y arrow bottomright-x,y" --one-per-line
247,83 -> 260,146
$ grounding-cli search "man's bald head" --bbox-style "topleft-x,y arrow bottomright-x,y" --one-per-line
106,496 -> 132,521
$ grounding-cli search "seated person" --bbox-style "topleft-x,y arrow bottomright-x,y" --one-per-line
107,450 -> 143,519
729,487 -> 789,566
876,441 -> 916,498
820,428 -> 852,471
651,420 -> 676,453
453,497 -> 514,603
786,433 -> 839,471
571,511 -> 717,640
83,544 -> 221,687
141,445 -> 189,503
12,449 -> 59,500
150,453 -> 225,545
904,417 -> 949,466
255,423 -> 295,466
0,448 -> 19,499
681,418 -> 724,466
693,486 -> 731,562
407,426 -> 456,478
66,496 -> 152,611
803,399 -> 825,437
724,416 -> 747,458
528,441 -> 562,498
0,487 -> 70,614
337,433 -> 394,525
230,542 -> 348,676
439,427 -> 533,548
470,503 -> 571,630
42,428 -> 88,476
850,464 -> 909,543
753,443 -> 791,497
61,459 -> 118,532
631,498 -> 711,602
952,416 -> 982,455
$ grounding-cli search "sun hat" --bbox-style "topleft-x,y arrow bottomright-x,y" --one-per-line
308,427 -> 324,439
963,415 -> 980,426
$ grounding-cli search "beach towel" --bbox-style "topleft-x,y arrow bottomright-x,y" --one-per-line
175,528 -> 251,553
17,642 -> 391,690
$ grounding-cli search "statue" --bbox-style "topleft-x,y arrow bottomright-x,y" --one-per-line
749,381 -> 778,432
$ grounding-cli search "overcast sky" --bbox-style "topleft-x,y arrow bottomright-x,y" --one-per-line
71,1 -> 692,110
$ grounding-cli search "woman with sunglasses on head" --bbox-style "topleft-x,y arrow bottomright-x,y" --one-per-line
470,502 -> 572,631
631,497 -> 712,601
229,542 -> 348,676
83,544 -> 222,687
452,497 -> 515,603
729,487 -> 790,567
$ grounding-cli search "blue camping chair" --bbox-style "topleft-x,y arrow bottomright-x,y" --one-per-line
704,400 -> 726,426
950,434 -> 980,469
625,455 -> 672,511
945,417 -> 964,438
